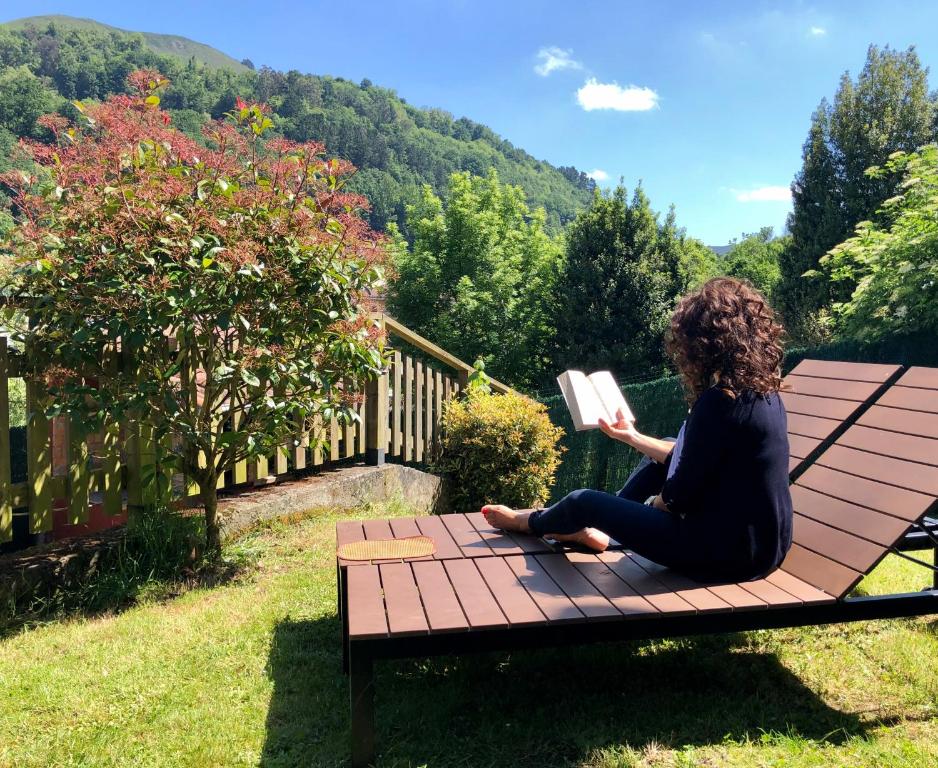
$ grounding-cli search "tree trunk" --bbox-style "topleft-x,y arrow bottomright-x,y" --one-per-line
201,471 -> 221,554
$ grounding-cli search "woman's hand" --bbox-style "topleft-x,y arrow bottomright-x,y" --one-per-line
598,408 -> 640,446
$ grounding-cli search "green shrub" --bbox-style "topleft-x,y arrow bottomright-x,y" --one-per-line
436,390 -> 564,511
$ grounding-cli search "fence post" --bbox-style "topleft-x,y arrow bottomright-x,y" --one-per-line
365,316 -> 388,466
365,369 -> 388,467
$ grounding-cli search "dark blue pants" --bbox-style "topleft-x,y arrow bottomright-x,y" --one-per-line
528,455 -> 692,571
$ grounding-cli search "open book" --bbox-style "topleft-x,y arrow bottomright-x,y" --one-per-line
557,370 -> 635,432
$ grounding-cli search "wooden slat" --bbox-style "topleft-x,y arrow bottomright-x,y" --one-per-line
424,364 -> 434,459
388,517 -> 433,561
597,551 -> 696,615
379,563 -> 429,636
414,361 -> 424,463
818,444 -> 938,496
412,560 -> 469,632
346,565 -> 388,639
336,520 -> 366,567
534,554 -> 620,618
787,412 -> 842,440
362,518 -> 395,542
780,392 -> 858,420
434,369 -> 443,451
329,414 -> 340,462
791,484 -> 910,546
403,355 -> 414,462
67,416 -> 91,524
876,386 -> 938,414
797,464 -> 933,521
857,405 -> 938,439
737,578 -> 803,608
467,511 -> 526,555
501,529 -> 555,554
705,583 -> 769,610
474,556 -> 546,626
392,352 -> 402,457
442,559 -> 509,629
504,554 -> 583,622
629,554 -> 733,613
896,366 -> 938,390
789,456 -> 800,473
788,359 -> 899,383
765,569 -> 837,603
784,375 -> 880,402
0,339 -> 11,543
26,380 -> 53,533
565,552 -> 659,617
838,425 -> 938,466
779,543 -> 861,598
792,513 -> 885,572
789,434 -> 822,460
413,515 -> 464,560
439,513 -> 494,557
311,413 -> 323,467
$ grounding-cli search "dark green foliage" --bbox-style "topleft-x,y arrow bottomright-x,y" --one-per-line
0,21 -> 593,237
778,46 -> 935,340
388,170 -> 563,389
720,227 -> 789,299
436,390 -> 565,510
552,186 -> 698,380
0,65 -> 57,137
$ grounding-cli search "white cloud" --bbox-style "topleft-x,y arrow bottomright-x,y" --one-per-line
534,47 -> 582,77
587,169 -> 609,182
733,185 -> 792,203
576,78 -> 659,112
809,26 -> 827,37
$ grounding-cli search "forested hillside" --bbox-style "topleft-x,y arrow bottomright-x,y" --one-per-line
0,16 -> 595,234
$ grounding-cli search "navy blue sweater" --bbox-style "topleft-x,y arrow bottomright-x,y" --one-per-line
660,386 -> 793,582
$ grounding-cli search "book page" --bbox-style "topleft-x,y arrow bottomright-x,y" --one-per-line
587,371 -> 635,424
557,370 -> 606,431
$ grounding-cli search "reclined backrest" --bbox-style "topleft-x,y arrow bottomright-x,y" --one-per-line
782,359 -> 901,475
780,366 -> 938,598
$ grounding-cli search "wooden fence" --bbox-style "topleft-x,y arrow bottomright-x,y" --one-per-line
0,314 -> 514,548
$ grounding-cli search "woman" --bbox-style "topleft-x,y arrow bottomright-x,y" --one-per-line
483,277 -> 793,583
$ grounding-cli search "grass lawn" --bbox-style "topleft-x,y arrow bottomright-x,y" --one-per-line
0,499 -> 936,767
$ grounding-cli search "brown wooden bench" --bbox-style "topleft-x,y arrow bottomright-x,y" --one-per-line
336,360 -> 938,766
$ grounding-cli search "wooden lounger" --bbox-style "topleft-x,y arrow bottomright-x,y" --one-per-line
336,361 -> 938,767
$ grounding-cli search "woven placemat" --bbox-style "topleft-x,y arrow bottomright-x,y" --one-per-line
337,535 -> 436,561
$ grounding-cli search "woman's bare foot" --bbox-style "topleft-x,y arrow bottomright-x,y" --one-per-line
546,527 -> 610,552
481,504 -> 532,534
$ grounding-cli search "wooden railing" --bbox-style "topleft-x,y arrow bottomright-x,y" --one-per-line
0,315 -> 517,548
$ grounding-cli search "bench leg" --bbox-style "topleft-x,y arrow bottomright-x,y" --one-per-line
350,647 -> 375,767
339,564 -> 350,674
934,546 -> 937,591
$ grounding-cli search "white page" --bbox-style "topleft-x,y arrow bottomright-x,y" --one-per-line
588,371 -> 635,424
557,370 -> 606,431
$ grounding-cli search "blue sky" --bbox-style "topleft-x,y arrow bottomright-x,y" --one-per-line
4,1 -> 938,244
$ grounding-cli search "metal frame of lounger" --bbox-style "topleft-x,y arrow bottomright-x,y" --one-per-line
338,360 -> 938,767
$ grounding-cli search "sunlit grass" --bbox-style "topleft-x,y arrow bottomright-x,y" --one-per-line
0,501 -> 935,767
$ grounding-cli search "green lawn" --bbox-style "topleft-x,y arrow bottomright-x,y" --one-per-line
0,500 -> 936,767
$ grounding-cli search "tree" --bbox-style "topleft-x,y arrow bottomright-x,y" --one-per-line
818,144 -> 938,338
387,170 -> 562,389
552,185 -> 687,378
721,227 -> 788,299
778,45 -> 935,339
0,66 -> 58,138
1,72 -> 386,551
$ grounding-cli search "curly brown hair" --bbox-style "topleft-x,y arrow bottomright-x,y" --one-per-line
666,277 -> 784,404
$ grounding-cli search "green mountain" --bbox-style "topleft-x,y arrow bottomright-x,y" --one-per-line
3,15 -> 250,71
0,16 -> 594,234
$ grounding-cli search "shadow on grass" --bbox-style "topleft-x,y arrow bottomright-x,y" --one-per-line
261,614 -> 869,768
